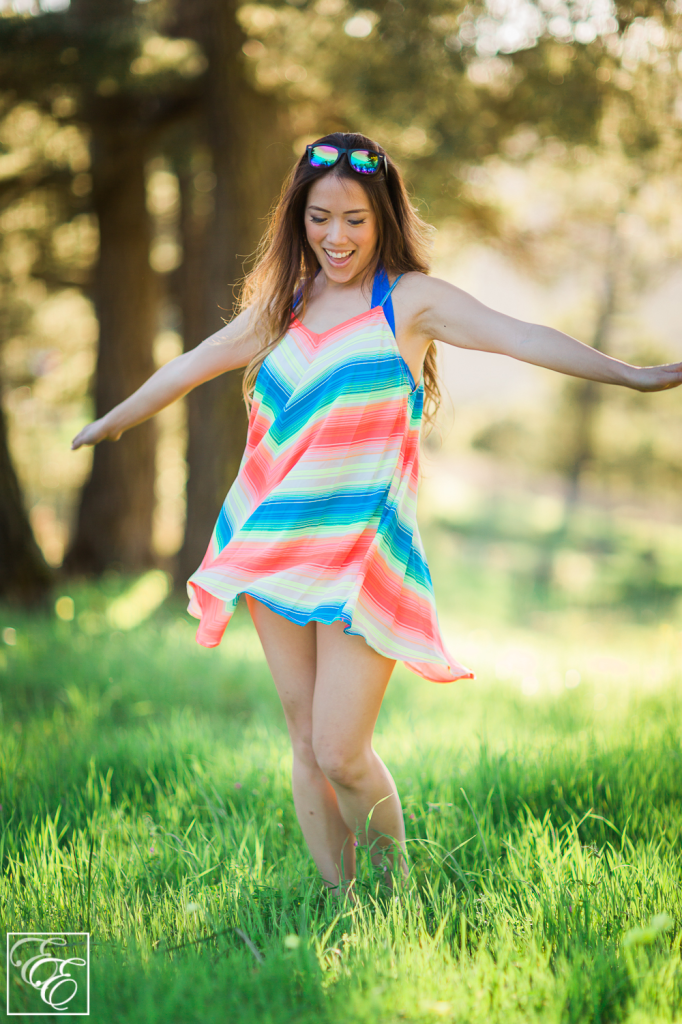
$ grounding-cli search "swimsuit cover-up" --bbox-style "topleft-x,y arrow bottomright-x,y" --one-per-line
187,267 -> 473,684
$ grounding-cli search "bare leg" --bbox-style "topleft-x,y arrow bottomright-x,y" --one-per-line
313,620 -> 408,883
245,596 -> 356,888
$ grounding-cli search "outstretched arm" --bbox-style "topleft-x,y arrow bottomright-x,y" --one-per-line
418,277 -> 682,393
71,309 -> 260,450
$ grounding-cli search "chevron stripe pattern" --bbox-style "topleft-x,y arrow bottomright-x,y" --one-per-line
187,303 -> 473,683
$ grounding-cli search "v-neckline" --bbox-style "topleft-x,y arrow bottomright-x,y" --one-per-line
291,306 -> 381,342
291,305 -> 421,393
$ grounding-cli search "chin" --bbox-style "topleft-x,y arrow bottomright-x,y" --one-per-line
325,257 -> 368,281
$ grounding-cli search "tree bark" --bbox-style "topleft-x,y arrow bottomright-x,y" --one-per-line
64,123 -> 158,574
175,0 -> 289,584
0,400 -> 53,605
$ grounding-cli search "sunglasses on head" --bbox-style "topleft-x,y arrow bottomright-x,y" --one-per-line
306,143 -> 388,176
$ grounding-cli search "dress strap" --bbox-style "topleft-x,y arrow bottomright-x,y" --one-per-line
371,265 -> 404,337
379,273 -> 404,307
370,264 -> 390,308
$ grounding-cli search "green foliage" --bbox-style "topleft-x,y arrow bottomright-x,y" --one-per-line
238,0 -> 627,220
0,2 -> 206,104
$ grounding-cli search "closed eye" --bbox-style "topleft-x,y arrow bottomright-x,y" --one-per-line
308,216 -> 366,225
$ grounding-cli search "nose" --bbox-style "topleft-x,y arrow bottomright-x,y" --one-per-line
325,218 -> 348,245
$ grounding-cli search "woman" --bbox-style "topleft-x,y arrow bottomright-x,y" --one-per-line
72,131 -> 682,898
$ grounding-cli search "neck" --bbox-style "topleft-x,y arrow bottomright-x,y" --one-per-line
314,260 -> 379,296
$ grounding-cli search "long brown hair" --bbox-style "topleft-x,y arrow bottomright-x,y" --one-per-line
239,131 -> 441,426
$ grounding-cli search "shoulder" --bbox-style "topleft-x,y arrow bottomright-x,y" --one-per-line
388,271 -> 425,309
391,271 -> 456,305
390,271 -> 462,324
389,271 -> 494,345
390,270 -> 429,294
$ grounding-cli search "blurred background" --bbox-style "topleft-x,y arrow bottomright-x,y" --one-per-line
1,0 -> 682,637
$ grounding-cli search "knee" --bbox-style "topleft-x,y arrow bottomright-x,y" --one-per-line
282,708 -> 317,770
313,739 -> 368,790
291,733 -> 319,772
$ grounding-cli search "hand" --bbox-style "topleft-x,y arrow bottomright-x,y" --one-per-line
71,417 -> 121,450
630,362 -> 682,393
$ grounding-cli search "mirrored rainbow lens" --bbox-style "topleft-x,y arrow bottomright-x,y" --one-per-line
309,145 -> 340,167
349,150 -> 380,173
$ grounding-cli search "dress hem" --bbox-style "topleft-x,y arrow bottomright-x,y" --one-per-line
186,579 -> 475,685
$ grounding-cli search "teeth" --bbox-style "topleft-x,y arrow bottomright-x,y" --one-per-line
325,250 -> 353,260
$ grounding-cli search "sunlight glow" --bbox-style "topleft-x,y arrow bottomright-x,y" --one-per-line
105,571 -> 171,631
344,13 -> 376,38
468,0 -> 619,56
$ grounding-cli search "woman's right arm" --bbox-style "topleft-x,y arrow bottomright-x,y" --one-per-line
71,308 -> 259,450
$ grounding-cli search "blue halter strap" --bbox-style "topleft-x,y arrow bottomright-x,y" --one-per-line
371,265 -> 403,337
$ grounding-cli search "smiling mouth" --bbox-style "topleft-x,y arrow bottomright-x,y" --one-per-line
323,248 -> 354,264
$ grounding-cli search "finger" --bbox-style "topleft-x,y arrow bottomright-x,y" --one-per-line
71,430 -> 92,449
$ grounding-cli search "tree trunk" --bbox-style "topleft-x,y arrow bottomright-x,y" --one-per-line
534,224 -> 622,595
175,0 -> 289,584
0,400 -> 53,605
64,126 -> 158,574
564,224 -> 621,506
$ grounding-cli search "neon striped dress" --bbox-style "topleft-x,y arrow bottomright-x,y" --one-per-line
187,268 -> 473,683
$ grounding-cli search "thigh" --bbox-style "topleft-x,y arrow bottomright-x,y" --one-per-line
245,595 -> 317,739
313,620 -> 395,758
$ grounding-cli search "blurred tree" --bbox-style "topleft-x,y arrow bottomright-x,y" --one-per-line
63,0 -> 208,573
167,0 -> 290,583
63,0 -> 158,573
469,8 -> 682,514
0,94 -> 86,602
64,79 -> 160,573
0,0 -> 288,589
0,0 -> 205,582
554,16 -> 682,504
0,401 -> 52,605
560,222 -> 621,505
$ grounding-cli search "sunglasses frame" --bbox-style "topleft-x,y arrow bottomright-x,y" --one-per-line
306,144 -> 388,176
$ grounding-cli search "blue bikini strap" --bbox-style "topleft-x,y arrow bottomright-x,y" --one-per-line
371,265 -> 403,336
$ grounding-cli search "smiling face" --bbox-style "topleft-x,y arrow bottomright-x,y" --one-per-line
304,173 -> 379,285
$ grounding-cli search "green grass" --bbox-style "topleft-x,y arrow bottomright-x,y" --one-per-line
1,517 -> 682,1023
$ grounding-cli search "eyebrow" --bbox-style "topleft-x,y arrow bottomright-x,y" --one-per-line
307,205 -> 369,214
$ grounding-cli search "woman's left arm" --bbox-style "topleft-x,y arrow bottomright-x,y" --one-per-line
418,276 -> 682,393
